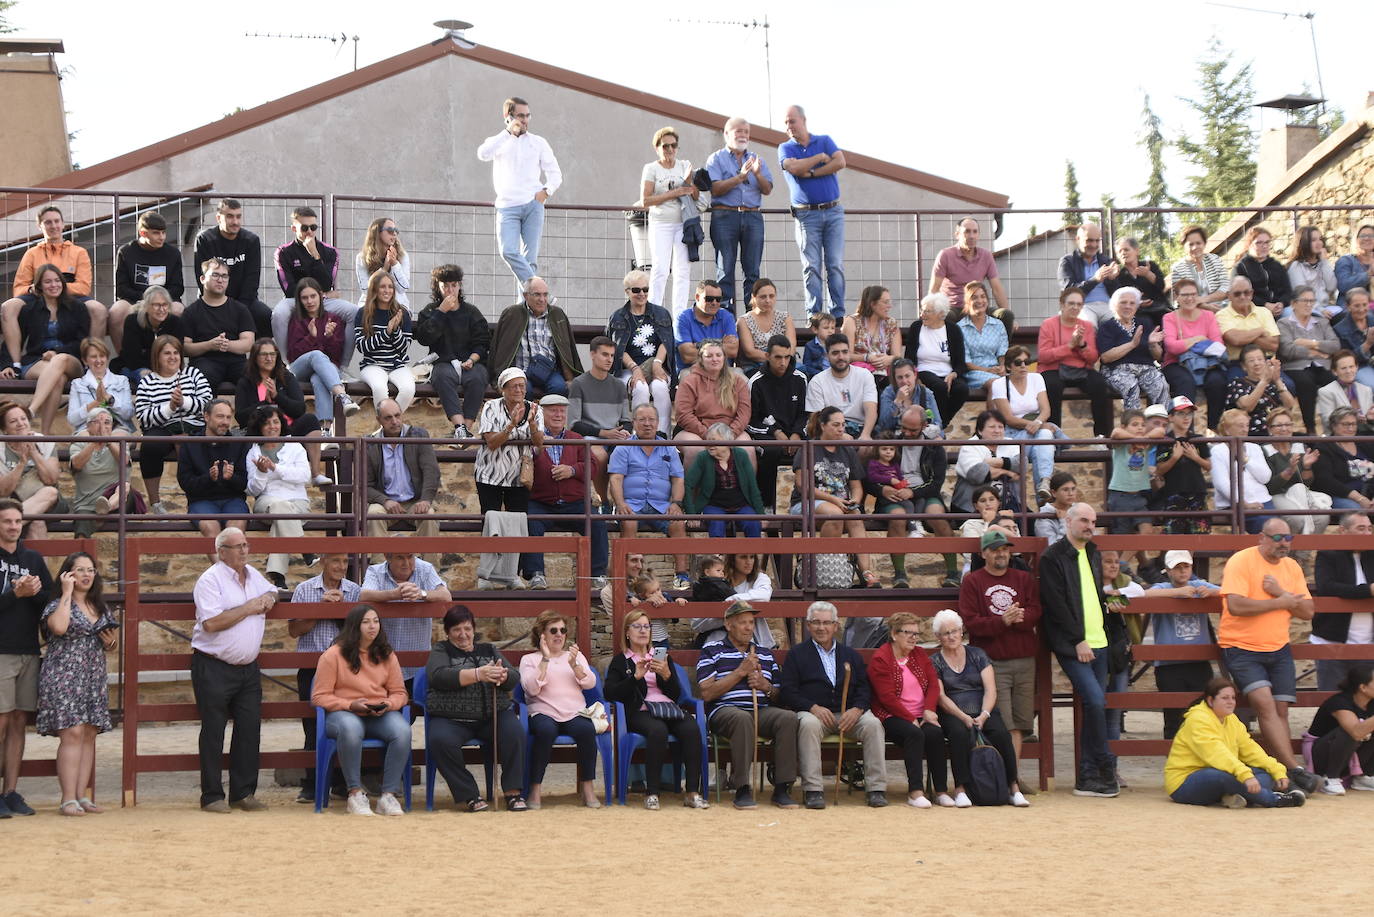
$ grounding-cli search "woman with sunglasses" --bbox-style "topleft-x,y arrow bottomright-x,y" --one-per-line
640,127 -> 698,321
519,610 -> 602,808
988,344 -> 1066,505
606,269 -> 674,434
354,217 -> 411,312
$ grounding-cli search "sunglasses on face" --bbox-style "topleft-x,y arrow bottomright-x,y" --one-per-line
626,287 -> 648,294
660,142 -> 678,149
298,224 -> 318,232
1264,533 -> 1295,543
701,295 -> 723,303
546,626 -> 567,635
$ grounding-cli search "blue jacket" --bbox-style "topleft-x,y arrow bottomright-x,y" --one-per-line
800,338 -> 828,378
778,639 -> 872,713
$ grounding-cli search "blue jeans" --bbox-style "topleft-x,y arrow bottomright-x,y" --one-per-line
324,709 -> 412,794
710,209 -> 765,313
497,199 -> 545,295
702,504 -> 762,538
1005,425 -> 1068,491
520,499 -> 609,577
290,350 -> 344,422
188,497 -> 250,517
1056,647 -> 1114,781
271,298 -> 358,364
523,354 -> 567,397
793,205 -> 845,317
1240,501 -> 1276,534
1170,767 -> 1278,807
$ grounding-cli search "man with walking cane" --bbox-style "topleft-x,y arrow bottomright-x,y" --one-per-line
779,601 -> 888,808
698,601 -> 799,810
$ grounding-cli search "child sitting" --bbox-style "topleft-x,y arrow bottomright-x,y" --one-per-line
800,314 -> 836,379
631,573 -> 686,648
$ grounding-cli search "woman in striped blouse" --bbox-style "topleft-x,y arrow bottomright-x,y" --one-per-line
354,270 -> 415,412
133,334 -> 213,513
1169,224 -> 1228,310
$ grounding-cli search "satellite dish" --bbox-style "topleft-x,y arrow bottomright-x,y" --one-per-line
434,19 -> 477,49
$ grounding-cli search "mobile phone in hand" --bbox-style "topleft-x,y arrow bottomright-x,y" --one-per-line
367,702 -> 388,713
652,646 -> 668,662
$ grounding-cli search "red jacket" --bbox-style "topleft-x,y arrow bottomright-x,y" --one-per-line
958,566 -> 1042,660
867,642 -> 941,722
527,430 -> 589,504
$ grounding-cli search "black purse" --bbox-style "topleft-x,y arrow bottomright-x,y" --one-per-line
645,700 -> 685,721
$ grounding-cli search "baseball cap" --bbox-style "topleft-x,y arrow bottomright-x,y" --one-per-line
1169,395 -> 1196,414
724,600 -> 757,618
1163,550 -> 1193,568
980,530 -> 1012,551
1144,403 -> 1168,419
539,393 -> 569,407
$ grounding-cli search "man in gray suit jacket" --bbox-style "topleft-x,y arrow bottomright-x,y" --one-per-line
365,399 -> 440,543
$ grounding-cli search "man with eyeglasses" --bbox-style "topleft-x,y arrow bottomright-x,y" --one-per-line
270,206 -> 358,361
190,526 -> 277,812
675,281 -> 738,371
182,257 -> 257,390
1216,275 -> 1279,371
477,96 -> 562,297
193,198 -> 273,341
490,276 -> 582,398
778,601 -> 887,808
1057,222 -> 1116,326
706,117 -> 774,314
1217,517 -> 1321,794
1311,512 -> 1374,691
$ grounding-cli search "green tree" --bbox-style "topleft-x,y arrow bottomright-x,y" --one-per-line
1174,39 -> 1257,236
1121,94 -> 1182,260
0,1 -> 15,32
1063,159 -> 1082,228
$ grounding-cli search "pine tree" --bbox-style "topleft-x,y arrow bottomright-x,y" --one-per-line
1175,39 -> 1257,236
0,1 -> 15,33
1063,160 -> 1082,228
1122,94 -> 1181,260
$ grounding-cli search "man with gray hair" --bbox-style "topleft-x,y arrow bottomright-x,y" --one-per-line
489,276 -> 582,398
778,601 -> 887,808
190,526 -> 277,812
1057,222 -> 1116,325
705,117 -> 774,314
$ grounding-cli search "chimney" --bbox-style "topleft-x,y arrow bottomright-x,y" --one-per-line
1253,94 -> 1325,194
0,39 -> 72,186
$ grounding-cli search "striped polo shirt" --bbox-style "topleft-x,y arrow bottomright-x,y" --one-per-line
697,638 -> 779,720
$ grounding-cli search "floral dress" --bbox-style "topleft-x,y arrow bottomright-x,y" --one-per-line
37,599 -> 116,736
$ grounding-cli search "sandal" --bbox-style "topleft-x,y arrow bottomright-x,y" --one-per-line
505,795 -> 529,812
466,798 -> 489,813
77,797 -> 104,814
59,800 -> 85,817
861,570 -> 881,588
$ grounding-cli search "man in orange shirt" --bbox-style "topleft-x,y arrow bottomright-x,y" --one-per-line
1218,517 -> 1321,793
4,206 -> 106,341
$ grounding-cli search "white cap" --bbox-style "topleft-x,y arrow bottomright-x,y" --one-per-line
1163,550 -> 1193,568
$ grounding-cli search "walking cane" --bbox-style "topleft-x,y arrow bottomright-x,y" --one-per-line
834,662 -> 852,806
491,670 -> 500,806
750,685 -> 761,793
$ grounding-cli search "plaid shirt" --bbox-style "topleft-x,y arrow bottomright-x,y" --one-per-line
289,574 -> 362,654
363,559 -> 446,675
516,307 -> 554,369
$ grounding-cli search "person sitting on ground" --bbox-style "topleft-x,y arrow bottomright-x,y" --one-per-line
1316,349 -> 1374,436
675,339 -> 751,468
286,278 -> 360,434
415,264 -> 490,442
1261,407 -> 1330,536
0,402 -> 62,540
2,263 -> 90,433
790,406 -> 879,587
110,212 -> 184,352
235,337 -> 331,487
177,399 -> 250,538
799,313 -> 835,379
355,269 -> 415,412
606,270 -> 675,435
1149,550 -> 1220,740
1277,285 -> 1339,433
424,604 -> 527,812
868,611 -> 950,808
311,604 -> 411,817
1211,408 -> 1276,534
685,422 -> 766,539
1305,664 -> 1374,796
1164,676 -> 1304,808
182,257 -> 256,392
69,407 -> 137,538
67,338 -> 134,434
779,600 -> 889,809
951,409 -> 1020,516
931,608 -> 1029,807
117,285 -> 183,391
245,405 -> 311,589
605,608 -> 709,810
364,399 -> 439,542
518,610 -> 603,809
134,335 -> 213,513
697,600 -> 800,810
610,403 -> 690,590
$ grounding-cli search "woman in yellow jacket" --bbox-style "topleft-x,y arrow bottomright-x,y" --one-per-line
1164,677 -> 1306,808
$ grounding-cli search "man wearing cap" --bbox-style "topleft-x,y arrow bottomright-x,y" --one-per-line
1311,512 -> 1374,690
779,105 -> 847,319
697,600 -> 800,809
1152,396 -> 1213,547
1147,550 -> 1219,738
960,529 -> 1042,761
517,392 -> 610,591
1217,518 -> 1321,793
364,398 -> 439,543
490,276 -> 582,398
1039,503 -> 1127,797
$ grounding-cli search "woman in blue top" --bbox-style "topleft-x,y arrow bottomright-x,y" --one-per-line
1334,224 -> 1374,308
957,282 -> 1008,393
1096,287 -> 1168,411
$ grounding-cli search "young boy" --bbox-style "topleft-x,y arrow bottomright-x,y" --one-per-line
1151,396 -> 1212,553
1147,549 -> 1219,738
111,212 -> 185,350
1109,409 -> 1165,568
800,314 -> 836,379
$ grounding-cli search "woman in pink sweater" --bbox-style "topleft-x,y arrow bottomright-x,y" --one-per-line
1037,286 -> 1114,437
672,340 -> 751,468
519,610 -> 601,808
312,605 -> 411,816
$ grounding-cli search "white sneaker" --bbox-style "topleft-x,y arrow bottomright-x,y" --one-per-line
376,792 -> 404,816
346,792 -> 373,816
935,793 -> 956,808
341,395 -> 361,416
1010,791 -> 1029,808
1320,777 -> 1347,796
907,794 -> 932,809
953,791 -> 973,808
94,495 -> 112,514
1349,775 -> 1374,792
312,474 -> 334,486
476,578 -> 507,590
527,573 -> 548,590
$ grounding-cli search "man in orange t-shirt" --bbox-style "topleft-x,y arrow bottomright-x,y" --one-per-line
3,206 -> 107,351
1218,518 -> 1320,793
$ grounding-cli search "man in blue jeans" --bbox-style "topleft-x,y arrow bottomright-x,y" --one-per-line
778,105 -> 846,319
476,97 -> 562,297
177,399 -> 249,539
705,117 -> 774,314
1038,502 -> 1126,797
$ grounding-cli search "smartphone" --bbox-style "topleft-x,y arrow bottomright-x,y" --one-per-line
652,646 -> 668,662
367,702 -> 388,713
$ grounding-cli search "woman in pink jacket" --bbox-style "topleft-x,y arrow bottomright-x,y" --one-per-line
519,610 -> 601,808
672,340 -> 750,467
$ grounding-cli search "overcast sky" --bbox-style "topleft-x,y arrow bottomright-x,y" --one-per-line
13,0 -> 1373,236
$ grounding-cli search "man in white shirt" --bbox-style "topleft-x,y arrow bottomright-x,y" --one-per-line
476,97 -> 563,297
190,527 -> 277,812
1312,512 -> 1374,689
804,333 -> 876,440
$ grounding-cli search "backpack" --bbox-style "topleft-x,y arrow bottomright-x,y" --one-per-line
966,727 -> 1010,806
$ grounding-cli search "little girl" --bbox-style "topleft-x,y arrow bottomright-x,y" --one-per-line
867,439 -> 916,515
631,573 -> 686,649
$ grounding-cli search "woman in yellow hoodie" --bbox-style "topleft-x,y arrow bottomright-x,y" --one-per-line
1164,677 -> 1305,807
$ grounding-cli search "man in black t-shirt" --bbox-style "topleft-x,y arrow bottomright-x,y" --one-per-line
0,498 -> 53,818
192,199 -> 273,341
182,258 -> 256,390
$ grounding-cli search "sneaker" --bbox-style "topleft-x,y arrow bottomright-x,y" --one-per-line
1272,789 -> 1306,808
295,787 -> 314,804
673,573 -> 691,591
346,792 -> 374,816
644,794 -> 660,811
953,791 -> 973,808
1035,488 -> 1052,509
1320,777 -> 1347,796
892,577 -> 909,589
803,790 -> 826,810
733,786 -> 756,810
513,575 -> 529,591
0,794 -> 14,818
866,790 -> 888,808
771,784 -> 800,809
340,395 -> 361,416
376,792 -> 404,816
935,793 -> 956,807
907,794 -> 932,809
312,473 -> 334,487
151,501 -> 170,515
1010,791 -> 1030,808
1287,766 -> 1321,795
1072,778 -> 1120,798
476,578 -> 507,591
527,573 -> 548,590
201,800 -> 231,813
453,423 -> 470,441
94,495 -> 112,514
684,793 -> 710,809
1349,775 -> 1374,792
591,575 -> 609,592
941,576 -> 962,589
1220,793 -> 1248,809
2,790 -> 34,816
229,795 -> 266,812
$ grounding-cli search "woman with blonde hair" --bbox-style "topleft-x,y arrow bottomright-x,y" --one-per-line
640,126 -> 698,320
355,216 -> 412,312
673,339 -> 750,468
354,269 -> 415,410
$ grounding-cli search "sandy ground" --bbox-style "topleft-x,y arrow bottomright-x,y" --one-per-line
6,709 -> 1368,916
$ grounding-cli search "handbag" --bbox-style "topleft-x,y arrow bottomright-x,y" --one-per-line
519,448 -> 535,489
966,727 -> 1010,806
1058,365 -> 1089,384
645,700 -> 686,721
578,701 -> 610,734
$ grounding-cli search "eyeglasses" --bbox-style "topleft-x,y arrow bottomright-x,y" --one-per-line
208,272 -> 230,280
628,622 -> 652,630
221,542 -> 249,550
297,224 -> 318,233
546,626 -> 567,634
626,287 -> 648,294
896,629 -> 921,638
382,226 -> 399,234
1176,292 -> 1199,300
808,619 -> 837,626
1270,421 -> 1294,429
1231,290 -> 1254,297
940,629 -> 964,638
1263,533 -> 1296,543
701,295 -> 723,303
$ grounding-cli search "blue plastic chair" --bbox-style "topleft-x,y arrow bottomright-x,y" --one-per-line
313,690 -> 413,813
412,668 -> 497,811
511,669 -> 615,804
612,661 -> 708,804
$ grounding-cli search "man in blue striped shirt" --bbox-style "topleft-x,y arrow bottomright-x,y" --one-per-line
697,601 -> 799,809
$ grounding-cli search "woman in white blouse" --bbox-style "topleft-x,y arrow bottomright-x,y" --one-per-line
1286,226 -> 1339,318
691,552 -> 775,648
355,217 -> 412,312
951,409 -> 1020,515
1210,408 -> 1275,535
988,344 -> 1067,504
245,404 -> 311,588
640,127 -> 699,321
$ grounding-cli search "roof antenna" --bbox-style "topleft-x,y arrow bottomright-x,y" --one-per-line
670,16 -> 772,127
435,19 -> 477,50
245,32 -> 361,70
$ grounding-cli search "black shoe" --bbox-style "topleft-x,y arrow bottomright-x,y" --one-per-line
629,780 -> 648,795
1072,778 -> 1119,798
803,790 -> 826,810
302,554 -> 318,567
266,571 -> 287,589
1273,788 -> 1307,808
733,785 -> 757,810
0,794 -> 11,818
2,790 -> 34,815
1287,766 -> 1321,795
866,790 -> 889,808
296,787 -> 314,804
771,783 -> 800,809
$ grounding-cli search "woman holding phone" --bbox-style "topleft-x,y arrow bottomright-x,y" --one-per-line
311,605 -> 411,816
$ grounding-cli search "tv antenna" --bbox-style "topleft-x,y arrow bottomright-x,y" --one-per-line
670,16 -> 773,127
245,31 -> 361,71
1203,4 -> 1324,113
